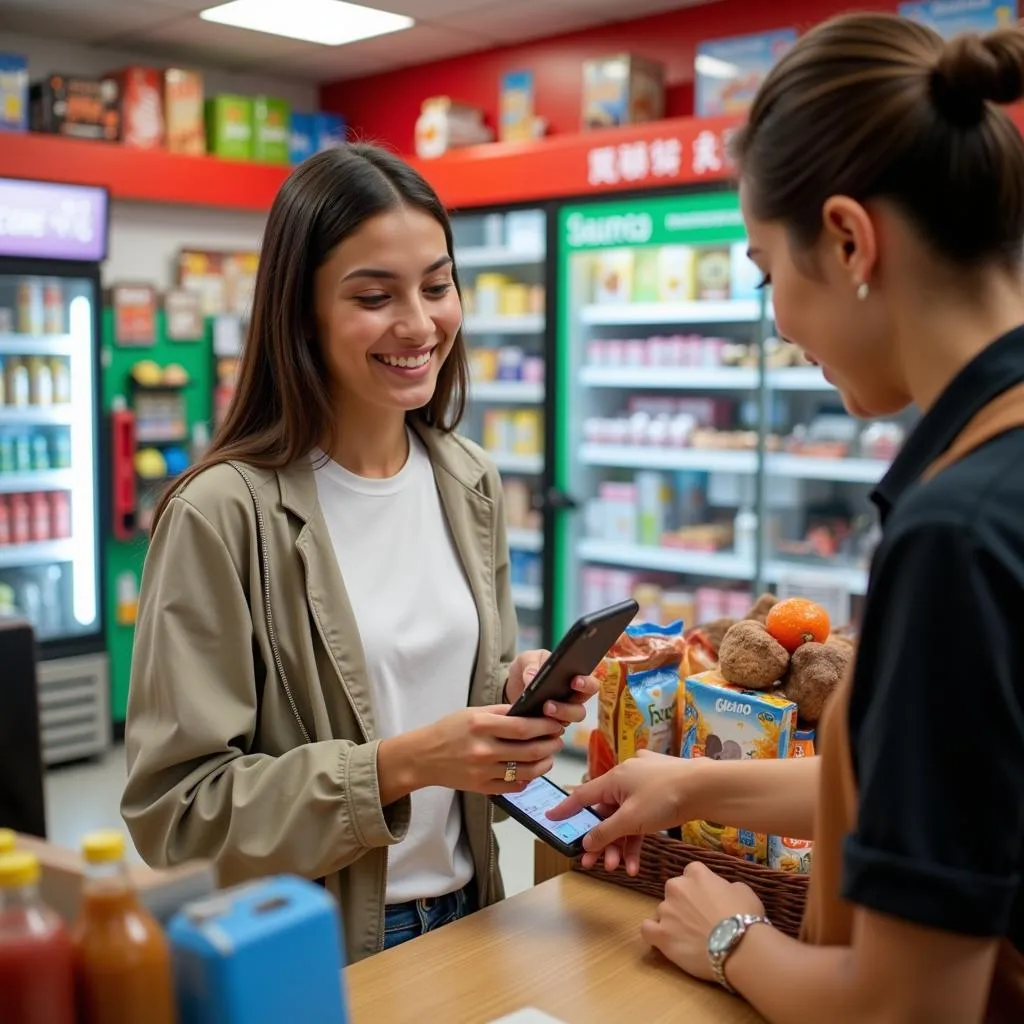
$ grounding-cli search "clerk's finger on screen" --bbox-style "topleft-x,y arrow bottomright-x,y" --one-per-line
546,775 -> 610,821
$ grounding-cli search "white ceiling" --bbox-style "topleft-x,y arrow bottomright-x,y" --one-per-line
0,0 -> 713,84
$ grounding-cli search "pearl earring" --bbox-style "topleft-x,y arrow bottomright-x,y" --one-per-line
856,282 -> 870,301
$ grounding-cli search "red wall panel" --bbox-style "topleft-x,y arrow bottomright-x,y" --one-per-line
319,0 -> 897,152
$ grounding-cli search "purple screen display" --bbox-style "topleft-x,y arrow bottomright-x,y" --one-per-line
0,178 -> 108,262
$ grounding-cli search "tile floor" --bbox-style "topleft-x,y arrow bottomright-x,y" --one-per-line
44,745 -> 588,895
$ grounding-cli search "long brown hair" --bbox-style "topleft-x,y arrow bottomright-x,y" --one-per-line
153,144 -> 468,529
731,13 -> 1024,269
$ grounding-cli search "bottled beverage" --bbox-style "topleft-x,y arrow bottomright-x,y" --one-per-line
30,433 -> 50,471
71,830 -> 177,1024
0,433 -> 15,474
29,493 -> 50,542
49,491 -> 72,539
14,433 -> 31,472
43,280 -> 64,335
9,493 -> 30,545
16,280 -> 44,336
0,496 -> 10,546
51,430 -> 72,469
27,358 -> 53,406
50,358 -> 71,405
5,357 -> 29,407
0,850 -> 77,1024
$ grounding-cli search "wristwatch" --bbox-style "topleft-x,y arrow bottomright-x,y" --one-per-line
708,913 -> 770,993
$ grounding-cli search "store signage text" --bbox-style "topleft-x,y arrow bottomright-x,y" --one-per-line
566,211 -> 654,248
585,127 -> 737,190
0,179 -> 108,262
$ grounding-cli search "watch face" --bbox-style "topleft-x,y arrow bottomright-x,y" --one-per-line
709,917 -> 741,955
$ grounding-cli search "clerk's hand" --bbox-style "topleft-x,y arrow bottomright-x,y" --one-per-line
546,751 -> 692,875
641,862 -> 765,981
504,649 -> 599,727
416,705 -> 565,796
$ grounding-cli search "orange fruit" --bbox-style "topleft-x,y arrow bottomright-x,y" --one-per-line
765,598 -> 831,653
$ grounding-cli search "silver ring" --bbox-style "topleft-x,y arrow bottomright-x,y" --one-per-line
503,761 -> 518,784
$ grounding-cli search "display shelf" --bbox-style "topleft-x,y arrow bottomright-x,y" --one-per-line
456,246 -> 545,269
0,406 -> 74,426
766,453 -> 889,485
470,381 -> 545,404
507,528 -> 543,552
579,301 -> 762,327
0,334 -> 77,356
767,367 -> 832,391
0,470 -> 75,494
0,538 -> 75,569
578,539 -> 754,581
579,366 -> 758,390
492,452 -> 544,474
464,314 -> 545,335
511,583 -> 543,610
764,559 -> 869,595
579,444 -> 757,473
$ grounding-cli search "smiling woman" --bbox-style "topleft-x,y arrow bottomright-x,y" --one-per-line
119,144 -> 601,964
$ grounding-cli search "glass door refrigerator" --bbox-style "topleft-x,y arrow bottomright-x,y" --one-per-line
0,177 -> 110,765
452,207 -> 550,651
552,190 -> 770,752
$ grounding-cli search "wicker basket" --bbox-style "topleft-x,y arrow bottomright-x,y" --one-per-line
572,832 -> 810,938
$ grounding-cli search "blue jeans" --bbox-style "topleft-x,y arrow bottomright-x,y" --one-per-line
382,882 -> 475,951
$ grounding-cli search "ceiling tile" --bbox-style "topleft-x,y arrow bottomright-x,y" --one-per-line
433,1 -> 600,43
373,0 -> 503,17
0,0 -> 183,41
333,23 -> 491,63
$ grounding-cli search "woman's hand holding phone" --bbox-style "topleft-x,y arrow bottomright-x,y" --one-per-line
505,648 -> 600,727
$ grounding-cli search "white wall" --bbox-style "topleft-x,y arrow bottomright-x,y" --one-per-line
1,32 -> 313,286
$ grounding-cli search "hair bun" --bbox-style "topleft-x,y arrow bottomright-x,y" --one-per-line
932,28 -> 1024,126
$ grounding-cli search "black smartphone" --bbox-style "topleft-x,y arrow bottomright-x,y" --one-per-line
507,599 -> 639,718
493,775 -> 603,858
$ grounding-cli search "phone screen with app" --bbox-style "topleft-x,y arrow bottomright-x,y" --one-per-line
501,776 -> 602,847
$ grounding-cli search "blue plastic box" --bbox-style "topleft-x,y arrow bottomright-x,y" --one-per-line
167,875 -> 349,1024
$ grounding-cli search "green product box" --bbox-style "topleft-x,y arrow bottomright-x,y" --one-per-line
252,96 -> 291,164
205,94 -> 253,160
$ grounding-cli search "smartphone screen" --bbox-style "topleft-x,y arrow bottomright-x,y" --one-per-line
502,776 -> 602,848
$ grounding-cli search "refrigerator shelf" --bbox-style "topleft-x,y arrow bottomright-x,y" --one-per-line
0,469 -> 75,493
463,314 -> 545,335
767,454 -> 889,485
0,405 -> 74,426
0,334 -> 77,356
580,366 -> 758,391
579,300 -> 762,327
511,584 -> 544,611
457,246 -> 545,269
578,539 -> 755,581
764,559 -> 869,596
0,538 -> 75,569
470,381 -> 544,404
580,444 -> 757,474
767,367 -> 832,391
492,452 -> 544,475
507,528 -> 543,553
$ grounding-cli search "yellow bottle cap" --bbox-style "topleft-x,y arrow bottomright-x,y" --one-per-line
0,828 -> 16,854
0,851 -> 40,888
82,830 -> 126,864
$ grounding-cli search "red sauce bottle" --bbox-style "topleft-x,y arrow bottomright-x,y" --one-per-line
0,849 -> 77,1024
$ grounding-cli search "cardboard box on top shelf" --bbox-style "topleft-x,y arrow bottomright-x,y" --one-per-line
581,54 -> 665,131
107,66 -> 164,149
164,68 -> 205,156
0,53 -> 29,132
205,93 -> 253,161
13,832 -> 217,925
30,73 -> 121,141
252,95 -> 291,165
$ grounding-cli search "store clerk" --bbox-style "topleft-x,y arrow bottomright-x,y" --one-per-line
552,13 -> 1024,1023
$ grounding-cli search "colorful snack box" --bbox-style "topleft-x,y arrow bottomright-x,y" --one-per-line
30,74 -> 120,141
769,728 -> 816,873
290,111 -> 317,165
315,111 -> 346,150
165,69 -> 205,155
205,94 -> 253,161
680,669 -> 798,864
111,67 -> 164,149
252,96 -> 291,165
582,53 -> 665,130
0,53 -> 29,132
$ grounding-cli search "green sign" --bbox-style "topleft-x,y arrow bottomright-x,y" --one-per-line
561,190 -> 745,250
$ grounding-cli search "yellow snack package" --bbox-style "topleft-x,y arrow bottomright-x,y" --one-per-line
769,728 -> 816,873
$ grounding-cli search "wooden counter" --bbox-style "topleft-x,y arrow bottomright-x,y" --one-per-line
345,872 -> 765,1024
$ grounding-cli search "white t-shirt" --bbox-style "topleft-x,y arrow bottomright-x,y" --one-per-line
312,431 -> 477,904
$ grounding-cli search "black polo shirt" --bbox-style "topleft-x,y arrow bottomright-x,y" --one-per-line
842,326 -> 1024,950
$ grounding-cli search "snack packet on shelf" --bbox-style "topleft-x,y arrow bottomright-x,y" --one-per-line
679,669 -> 799,865
768,728 -> 815,873
588,620 -> 688,781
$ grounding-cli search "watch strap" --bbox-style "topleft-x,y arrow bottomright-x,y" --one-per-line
709,913 -> 770,993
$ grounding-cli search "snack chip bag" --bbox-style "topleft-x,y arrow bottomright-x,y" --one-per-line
588,620 -> 688,780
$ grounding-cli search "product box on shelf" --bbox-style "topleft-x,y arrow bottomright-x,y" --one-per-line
290,111 -> 317,164
0,53 -> 29,132
205,94 -> 253,160
109,66 -> 164,148
500,69 -> 535,143
164,68 -> 204,155
695,29 -> 797,118
680,669 -> 798,864
252,96 -> 291,164
899,0 -> 1017,38
582,53 -> 665,130
177,250 -> 259,318
768,727 -> 815,873
29,74 -> 120,140
316,111 -> 346,150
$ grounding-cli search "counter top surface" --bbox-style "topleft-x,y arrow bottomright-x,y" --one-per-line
345,872 -> 765,1024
